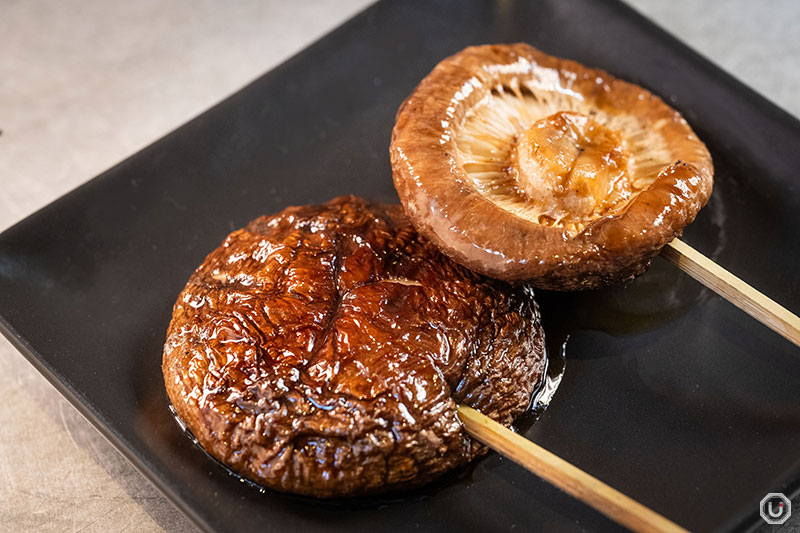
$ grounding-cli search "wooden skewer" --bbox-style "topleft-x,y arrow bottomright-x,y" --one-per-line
455,239 -> 798,532
457,405 -> 686,533
661,239 -> 800,348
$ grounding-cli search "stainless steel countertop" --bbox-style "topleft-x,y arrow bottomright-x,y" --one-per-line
1,1 -> 798,531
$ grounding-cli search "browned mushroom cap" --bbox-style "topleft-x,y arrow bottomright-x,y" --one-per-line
390,44 -> 713,290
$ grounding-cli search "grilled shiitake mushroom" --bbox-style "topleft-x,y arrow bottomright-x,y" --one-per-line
391,44 -> 713,290
163,197 -> 546,497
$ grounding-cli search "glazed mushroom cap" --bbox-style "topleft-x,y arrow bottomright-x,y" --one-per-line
390,44 -> 713,290
163,197 -> 546,498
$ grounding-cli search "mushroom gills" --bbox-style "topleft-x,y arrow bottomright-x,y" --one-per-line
454,79 -> 674,236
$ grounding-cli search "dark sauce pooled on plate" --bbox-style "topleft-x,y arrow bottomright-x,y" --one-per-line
163,196 -> 547,498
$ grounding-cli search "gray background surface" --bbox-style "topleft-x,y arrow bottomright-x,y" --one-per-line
1,1 -> 798,531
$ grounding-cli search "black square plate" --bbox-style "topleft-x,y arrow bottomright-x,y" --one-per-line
2,1 -> 799,531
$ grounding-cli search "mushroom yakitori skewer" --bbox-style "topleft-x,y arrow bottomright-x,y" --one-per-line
391,43 -> 800,346
163,197 -> 548,498
391,43 -> 713,290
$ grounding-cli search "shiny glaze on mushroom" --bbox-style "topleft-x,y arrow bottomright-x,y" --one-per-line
391,44 -> 713,289
163,196 -> 546,497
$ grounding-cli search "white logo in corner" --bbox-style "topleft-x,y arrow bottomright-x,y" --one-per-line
760,493 -> 791,525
